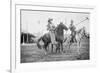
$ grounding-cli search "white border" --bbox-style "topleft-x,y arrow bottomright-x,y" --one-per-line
11,2 -> 96,73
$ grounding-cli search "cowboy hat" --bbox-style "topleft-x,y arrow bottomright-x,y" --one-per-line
48,18 -> 53,22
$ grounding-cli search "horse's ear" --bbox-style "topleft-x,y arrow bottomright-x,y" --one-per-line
63,24 -> 68,30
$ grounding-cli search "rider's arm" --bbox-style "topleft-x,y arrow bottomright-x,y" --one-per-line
73,26 -> 76,30
47,24 -> 50,30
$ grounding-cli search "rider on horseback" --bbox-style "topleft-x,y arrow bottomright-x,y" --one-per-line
69,20 -> 76,42
47,18 -> 57,44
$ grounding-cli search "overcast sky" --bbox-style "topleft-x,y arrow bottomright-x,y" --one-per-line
21,10 -> 90,36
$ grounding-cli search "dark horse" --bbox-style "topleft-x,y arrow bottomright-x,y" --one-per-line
36,22 -> 68,53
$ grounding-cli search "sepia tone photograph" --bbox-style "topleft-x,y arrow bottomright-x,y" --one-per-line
20,9 -> 90,63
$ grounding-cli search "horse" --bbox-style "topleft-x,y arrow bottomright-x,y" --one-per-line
36,22 -> 68,54
75,27 -> 89,46
64,27 -> 88,54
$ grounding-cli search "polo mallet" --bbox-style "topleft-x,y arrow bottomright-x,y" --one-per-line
75,17 -> 89,26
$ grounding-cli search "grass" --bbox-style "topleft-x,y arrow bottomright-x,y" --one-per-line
21,38 -> 89,63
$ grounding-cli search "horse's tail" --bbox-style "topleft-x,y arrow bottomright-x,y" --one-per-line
36,36 -> 43,49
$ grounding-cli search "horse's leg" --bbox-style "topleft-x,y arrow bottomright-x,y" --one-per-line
55,43 -> 57,53
43,43 -> 49,55
43,45 -> 47,55
68,41 -> 71,49
77,40 -> 81,55
55,44 -> 58,53
68,41 -> 72,54
78,42 -> 80,55
45,44 -> 48,52
74,36 -> 77,43
59,43 -> 61,53
57,43 -> 60,53
51,44 -> 54,53
56,43 -> 60,53
61,42 -> 65,53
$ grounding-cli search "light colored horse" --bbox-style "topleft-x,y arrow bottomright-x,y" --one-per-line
75,27 -> 86,54
64,27 -> 86,54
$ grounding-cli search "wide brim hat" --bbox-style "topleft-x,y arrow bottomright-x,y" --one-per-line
71,20 -> 74,23
48,18 -> 53,22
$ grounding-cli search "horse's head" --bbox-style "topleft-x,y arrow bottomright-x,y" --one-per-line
56,22 -> 68,31
54,22 -> 68,43
60,22 -> 68,31
77,27 -> 85,34
80,27 -> 86,34
76,27 -> 87,39
81,27 -> 90,38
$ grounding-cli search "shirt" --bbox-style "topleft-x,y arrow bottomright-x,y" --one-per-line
47,23 -> 55,31
69,25 -> 76,36
69,25 -> 76,32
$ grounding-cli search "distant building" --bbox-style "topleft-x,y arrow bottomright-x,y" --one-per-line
21,32 -> 36,44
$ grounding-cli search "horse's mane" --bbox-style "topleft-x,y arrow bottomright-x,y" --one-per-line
55,23 -> 68,32
76,27 -> 85,34
77,29 -> 82,34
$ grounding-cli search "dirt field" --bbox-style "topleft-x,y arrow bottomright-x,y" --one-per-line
21,38 -> 89,63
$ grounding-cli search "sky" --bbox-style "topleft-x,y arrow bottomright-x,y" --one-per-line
21,10 -> 90,37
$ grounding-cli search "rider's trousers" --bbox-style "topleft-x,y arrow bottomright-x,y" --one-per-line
49,31 -> 56,44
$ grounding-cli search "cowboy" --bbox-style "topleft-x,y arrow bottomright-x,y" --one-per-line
69,20 -> 76,42
47,18 -> 57,44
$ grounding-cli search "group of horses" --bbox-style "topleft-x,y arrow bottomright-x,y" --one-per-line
35,22 -> 89,55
